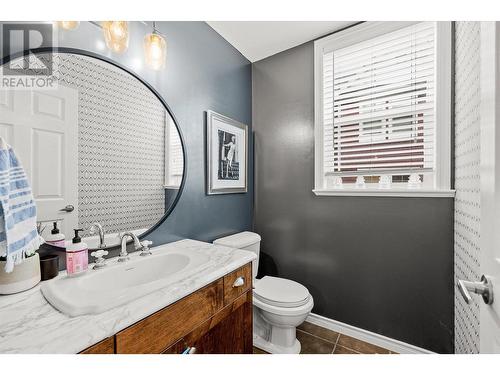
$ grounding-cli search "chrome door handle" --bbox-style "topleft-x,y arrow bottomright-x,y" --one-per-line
458,275 -> 494,305
233,276 -> 245,288
59,204 -> 74,213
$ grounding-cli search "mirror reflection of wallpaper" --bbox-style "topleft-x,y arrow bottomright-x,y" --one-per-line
40,53 -> 166,234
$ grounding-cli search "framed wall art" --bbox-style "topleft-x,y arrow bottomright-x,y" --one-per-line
206,110 -> 248,194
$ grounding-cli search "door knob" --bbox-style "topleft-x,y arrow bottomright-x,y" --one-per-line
59,204 -> 74,213
457,275 -> 494,305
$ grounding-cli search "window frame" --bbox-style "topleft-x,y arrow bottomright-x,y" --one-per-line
313,21 -> 455,198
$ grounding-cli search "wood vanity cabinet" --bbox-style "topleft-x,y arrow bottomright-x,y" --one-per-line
79,336 -> 114,354
80,262 -> 253,354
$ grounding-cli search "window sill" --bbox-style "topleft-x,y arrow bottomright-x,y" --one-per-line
312,188 -> 456,198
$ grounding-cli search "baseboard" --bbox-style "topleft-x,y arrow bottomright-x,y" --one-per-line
306,313 -> 434,354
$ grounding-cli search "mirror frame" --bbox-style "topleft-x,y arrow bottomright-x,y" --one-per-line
0,47 -> 187,245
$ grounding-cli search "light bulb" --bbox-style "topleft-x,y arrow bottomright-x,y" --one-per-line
58,21 -> 79,31
144,32 -> 167,70
102,21 -> 129,54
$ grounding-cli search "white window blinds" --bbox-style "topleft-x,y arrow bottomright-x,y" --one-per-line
322,22 -> 435,184
165,115 -> 184,188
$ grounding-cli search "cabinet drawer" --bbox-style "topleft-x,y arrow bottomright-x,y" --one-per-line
163,291 -> 252,354
80,336 -> 114,354
115,278 -> 223,354
223,263 -> 252,305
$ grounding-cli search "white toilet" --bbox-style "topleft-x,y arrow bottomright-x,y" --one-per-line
213,231 -> 314,354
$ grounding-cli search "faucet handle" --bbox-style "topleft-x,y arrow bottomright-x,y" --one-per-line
139,240 -> 153,256
91,249 -> 108,258
90,250 -> 108,269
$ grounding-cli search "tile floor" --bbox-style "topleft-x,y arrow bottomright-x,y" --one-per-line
253,321 -> 397,354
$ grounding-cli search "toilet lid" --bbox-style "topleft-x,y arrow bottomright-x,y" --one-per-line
254,276 -> 310,308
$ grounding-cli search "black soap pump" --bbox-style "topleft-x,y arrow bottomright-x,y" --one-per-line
45,221 -> 66,248
72,229 -> 83,244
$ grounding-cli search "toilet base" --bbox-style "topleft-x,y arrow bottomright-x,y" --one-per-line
252,296 -> 313,354
253,333 -> 301,354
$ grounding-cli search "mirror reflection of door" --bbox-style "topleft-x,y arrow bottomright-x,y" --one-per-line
0,87 -> 78,236
0,52 -> 184,248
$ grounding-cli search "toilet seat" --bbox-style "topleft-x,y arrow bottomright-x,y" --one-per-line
254,276 -> 311,308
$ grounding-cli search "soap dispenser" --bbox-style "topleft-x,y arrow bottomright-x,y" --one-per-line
45,222 -> 66,248
66,229 -> 88,277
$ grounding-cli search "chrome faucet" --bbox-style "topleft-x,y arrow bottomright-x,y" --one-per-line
89,222 -> 106,249
118,232 -> 142,262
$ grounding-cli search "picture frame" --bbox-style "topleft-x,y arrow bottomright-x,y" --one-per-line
206,110 -> 248,195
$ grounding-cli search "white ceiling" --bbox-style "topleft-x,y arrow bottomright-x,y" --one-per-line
206,21 -> 357,62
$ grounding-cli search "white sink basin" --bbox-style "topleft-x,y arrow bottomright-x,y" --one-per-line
41,243 -> 210,317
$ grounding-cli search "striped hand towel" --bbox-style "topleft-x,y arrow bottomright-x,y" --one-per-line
0,138 -> 44,273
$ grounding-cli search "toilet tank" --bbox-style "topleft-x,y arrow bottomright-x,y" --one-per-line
213,231 -> 261,279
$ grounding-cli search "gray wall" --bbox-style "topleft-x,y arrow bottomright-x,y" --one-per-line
1,21 -> 253,244
146,22 -> 254,243
252,42 -> 454,353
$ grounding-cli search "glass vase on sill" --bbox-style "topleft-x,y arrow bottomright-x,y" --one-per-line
378,175 -> 392,189
408,173 -> 422,189
333,176 -> 343,189
355,176 -> 366,189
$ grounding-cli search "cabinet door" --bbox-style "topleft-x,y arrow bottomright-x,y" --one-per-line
116,279 -> 223,354
164,290 -> 253,354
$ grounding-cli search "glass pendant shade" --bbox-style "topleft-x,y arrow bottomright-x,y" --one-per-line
102,21 -> 129,53
144,32 -> 167,70
58,21 -> 79,30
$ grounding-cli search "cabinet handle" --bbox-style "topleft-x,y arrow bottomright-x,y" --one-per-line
182,346 -> 197,354
233,276 -> 245,288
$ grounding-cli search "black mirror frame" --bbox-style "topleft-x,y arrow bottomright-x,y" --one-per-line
0,47 -> 187,247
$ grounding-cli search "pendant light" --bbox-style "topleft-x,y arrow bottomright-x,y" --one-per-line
102,21 -> 129,54
143,22 -> 167,70
58,21 -> 80,31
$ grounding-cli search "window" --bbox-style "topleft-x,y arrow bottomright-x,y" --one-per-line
314,22 -> 454,197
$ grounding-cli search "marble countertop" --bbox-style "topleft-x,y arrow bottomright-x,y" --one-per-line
0,239 -> 256,354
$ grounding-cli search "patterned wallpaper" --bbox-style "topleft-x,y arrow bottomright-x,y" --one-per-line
41,53 -> 168,234
454,22 -> 481,354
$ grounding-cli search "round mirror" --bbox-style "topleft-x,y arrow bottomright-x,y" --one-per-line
0,50 -> 185,249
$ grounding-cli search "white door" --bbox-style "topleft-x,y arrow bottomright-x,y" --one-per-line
0,84 -> 78,239
456,21 -> 500,353
479,21 -> 500,353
